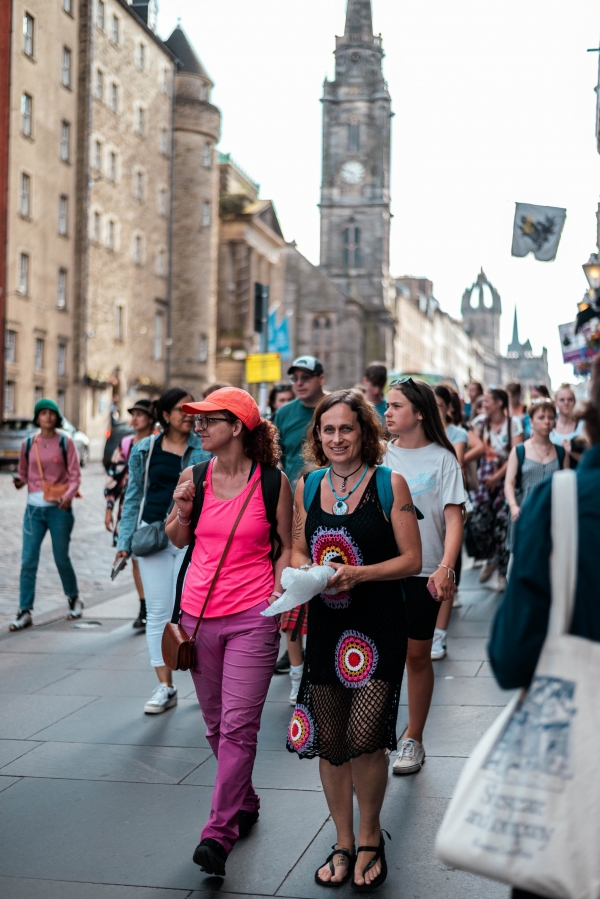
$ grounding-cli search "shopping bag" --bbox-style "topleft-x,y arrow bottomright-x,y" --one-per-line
435,470 -> 600,899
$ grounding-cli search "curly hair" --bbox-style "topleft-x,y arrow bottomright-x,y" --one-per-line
303,389 -> 385,468
221,412 -> 281,467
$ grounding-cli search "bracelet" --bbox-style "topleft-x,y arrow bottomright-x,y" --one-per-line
271,591 -> 283,599
299,563 -> 311,571
440,564 -> 456,583
177,509 -> 192,526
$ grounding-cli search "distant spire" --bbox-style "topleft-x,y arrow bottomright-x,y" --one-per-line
511,307 -> 519,346
344,0 -> 374,38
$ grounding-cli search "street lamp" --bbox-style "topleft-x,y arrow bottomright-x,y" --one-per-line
582,253 -> 600,289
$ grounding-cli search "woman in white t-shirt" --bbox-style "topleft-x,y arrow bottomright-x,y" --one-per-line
465,388 -> 523,588
550,384 -> 586,467
383,378 -> 466,777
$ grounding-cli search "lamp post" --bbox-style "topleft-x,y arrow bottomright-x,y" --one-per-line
576,254 -> 600,332
583,253 -> 600,290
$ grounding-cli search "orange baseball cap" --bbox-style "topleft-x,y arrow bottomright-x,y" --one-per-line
182,387 -> 262,431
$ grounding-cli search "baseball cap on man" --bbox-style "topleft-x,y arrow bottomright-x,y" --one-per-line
287,355 -> 324,377
33,397 -> 63,427
182,387 -> 262,432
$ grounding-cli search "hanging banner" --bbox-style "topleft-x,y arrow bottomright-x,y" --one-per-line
559,321 -> 596,364
246,353 -> 282,384
511,203 -> 566,262
268,311 -> 291,359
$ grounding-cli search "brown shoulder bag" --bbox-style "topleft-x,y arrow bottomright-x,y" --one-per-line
161,477 -> 259,671
34,436 -> 69,503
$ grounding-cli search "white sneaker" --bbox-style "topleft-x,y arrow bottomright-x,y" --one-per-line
393,738 -> 426,776
9,610 -> 32,631
144,684 -> 178,715
479,560 -> 497,583
67,597 -> 84,619
289,665 -> 303,706
431,630 -> 447,661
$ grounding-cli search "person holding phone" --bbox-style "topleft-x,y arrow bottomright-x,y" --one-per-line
10,398 -> 82,631
383,378 -> 466,776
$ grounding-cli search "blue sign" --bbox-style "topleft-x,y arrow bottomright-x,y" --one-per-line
268,311 -> 291,359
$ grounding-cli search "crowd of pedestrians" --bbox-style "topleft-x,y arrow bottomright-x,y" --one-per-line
8,363 -> 592,894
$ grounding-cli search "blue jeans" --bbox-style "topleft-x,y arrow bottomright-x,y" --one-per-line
19,505 -> 79,611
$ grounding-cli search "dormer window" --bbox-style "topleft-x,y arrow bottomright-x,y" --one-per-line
200,84 -> 209,101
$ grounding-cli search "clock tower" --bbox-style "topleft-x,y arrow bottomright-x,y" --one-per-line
319,0 -> 394,365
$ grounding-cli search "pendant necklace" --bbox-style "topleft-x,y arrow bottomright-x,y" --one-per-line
330,462 -> 363,492
327,464 -> 369,515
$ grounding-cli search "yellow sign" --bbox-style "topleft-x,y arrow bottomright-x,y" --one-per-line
245,353 -> 282,384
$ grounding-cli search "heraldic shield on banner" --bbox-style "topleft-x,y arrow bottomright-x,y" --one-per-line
511,202 -> 567,262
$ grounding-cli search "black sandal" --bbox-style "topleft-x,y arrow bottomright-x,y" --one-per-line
315,844 -> 356,888
352,830 -> 390,893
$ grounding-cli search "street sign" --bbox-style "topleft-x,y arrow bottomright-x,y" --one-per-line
246,352 -> 281,384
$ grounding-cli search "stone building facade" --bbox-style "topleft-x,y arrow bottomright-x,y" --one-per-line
502,310 -> 550,390
165,26 -> 221,399
4,0 -> 81,419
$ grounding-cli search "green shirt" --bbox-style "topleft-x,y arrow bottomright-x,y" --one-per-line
274,398 -> 316,488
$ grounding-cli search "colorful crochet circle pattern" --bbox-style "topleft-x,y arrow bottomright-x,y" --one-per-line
335,630 -> 379,688
287,704 -> 314,753
310,526 -> 363,609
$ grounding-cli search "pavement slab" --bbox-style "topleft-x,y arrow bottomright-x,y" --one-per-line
181,748 -> 323,791
0,776 -> 22,794
0,693 -> 96,740
0,739 -> 41,766
0,877 -> 195,899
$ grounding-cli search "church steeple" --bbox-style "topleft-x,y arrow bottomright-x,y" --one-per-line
344,0 -> 374,39
511,308 -> 519,348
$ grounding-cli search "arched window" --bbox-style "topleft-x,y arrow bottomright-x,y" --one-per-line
312,315 -> 332,372
348,123 -> 360,152
343,226 -> 362,268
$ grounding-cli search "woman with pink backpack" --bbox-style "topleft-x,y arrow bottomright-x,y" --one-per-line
104,399 -> 155,629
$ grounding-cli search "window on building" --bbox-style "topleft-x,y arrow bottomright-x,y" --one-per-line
23,12 -> 34,57
57,390 -> 65,414
19,253 -> 29,294
109,151 -> 116,182
57,268 -> 67,308
20,173 -> 31,217
97,0 -> 105,29
158,186 -> 167,216
138,43 -> 146,70
61,47 -> 72,88
202,201 -> 211,227
202,142 -> 212,168
60,121 -> 70,161
159,127 -> 168,154
135,170 -> 143,200
136,107 -> 145,135
94,139 -> 102,171
58,195 -> 68,236
156,248 -> 165,276
348,123 -> 360,152
200,84 -> 208,101
21,93 -> 32,136
5,329 -> 16,364
107,219 -> 115,250
111,14 -> 119,43
96,69 -> 104,100
312,316 -> 332,372
342,226 -> 362,267
63,0 -> 72,14
4,381 -> 15,414
198,333 -> 208,363
34,337 -> 44,370
57,342 -> 67,376
110,82 -> 118,112
154,313 -> 163,360
34,385 -> 43,404
115,305 -> 124,341
133,234 -> 142,264
92,211 -> 100,242
161,67 -> 168,93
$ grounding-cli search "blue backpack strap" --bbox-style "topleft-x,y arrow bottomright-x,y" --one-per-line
59,434 -> 68,469
515,443 -> 526,491
375,465 -> 394,519
303,469 -> 327,511
556,445 -> 566,469
24,435 -> 34,461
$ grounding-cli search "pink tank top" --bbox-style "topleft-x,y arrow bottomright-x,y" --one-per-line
180,460 -> 275,618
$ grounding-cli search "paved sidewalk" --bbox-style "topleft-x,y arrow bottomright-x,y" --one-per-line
0,565 -> 511,899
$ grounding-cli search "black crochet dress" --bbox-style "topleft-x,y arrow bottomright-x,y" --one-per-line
286,473 -> 408,766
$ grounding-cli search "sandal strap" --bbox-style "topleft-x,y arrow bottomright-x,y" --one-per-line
356,845 -> 380,854
324,846 -> 354,864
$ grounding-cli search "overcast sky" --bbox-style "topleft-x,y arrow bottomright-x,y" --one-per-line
158,0 -> 600,385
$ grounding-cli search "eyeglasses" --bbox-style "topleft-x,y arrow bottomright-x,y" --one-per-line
194,416 -> 230,429
290,373 -> 317,384
389,376 -> 416,389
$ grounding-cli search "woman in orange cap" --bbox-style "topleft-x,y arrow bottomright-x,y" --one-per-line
165,387 -> 293,877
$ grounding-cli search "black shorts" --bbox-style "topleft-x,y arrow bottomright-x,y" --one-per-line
403,576 -> 440,641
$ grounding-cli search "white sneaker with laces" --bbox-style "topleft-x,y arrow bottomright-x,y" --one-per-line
431,629 -> 447,660
144,684 -> 178,715
67,597 -> 84,619
9,610 -> 32,631
393,738 -> 426,776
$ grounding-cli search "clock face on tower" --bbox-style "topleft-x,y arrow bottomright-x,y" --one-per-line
340,161 -> 365,185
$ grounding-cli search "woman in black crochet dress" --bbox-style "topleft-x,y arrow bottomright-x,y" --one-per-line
289,390 -> 421,892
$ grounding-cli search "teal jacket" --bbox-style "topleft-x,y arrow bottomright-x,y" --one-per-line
489,444 -> 600,689
116,432 -> 211,555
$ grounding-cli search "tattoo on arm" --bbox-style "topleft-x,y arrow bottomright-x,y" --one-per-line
292,502 -> 303,543
400,503 -> 416,514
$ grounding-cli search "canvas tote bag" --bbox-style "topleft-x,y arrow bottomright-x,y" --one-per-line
435,469 -> 600,899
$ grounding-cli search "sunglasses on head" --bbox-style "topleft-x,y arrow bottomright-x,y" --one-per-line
389,376 -> 416,389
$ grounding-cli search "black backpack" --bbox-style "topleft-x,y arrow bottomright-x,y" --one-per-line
25,433 -> 69,468
170,461 -> 282,625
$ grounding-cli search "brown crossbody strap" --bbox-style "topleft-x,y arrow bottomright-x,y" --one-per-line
33,436 -> 46,485
189,478 -> 259,644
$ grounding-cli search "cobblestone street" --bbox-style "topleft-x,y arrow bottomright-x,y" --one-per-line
0,464 -> 137,632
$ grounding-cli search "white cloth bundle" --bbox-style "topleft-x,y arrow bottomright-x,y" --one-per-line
261,565 -> 336,616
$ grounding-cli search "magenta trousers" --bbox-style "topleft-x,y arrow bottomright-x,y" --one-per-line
181,600 -> 280,854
